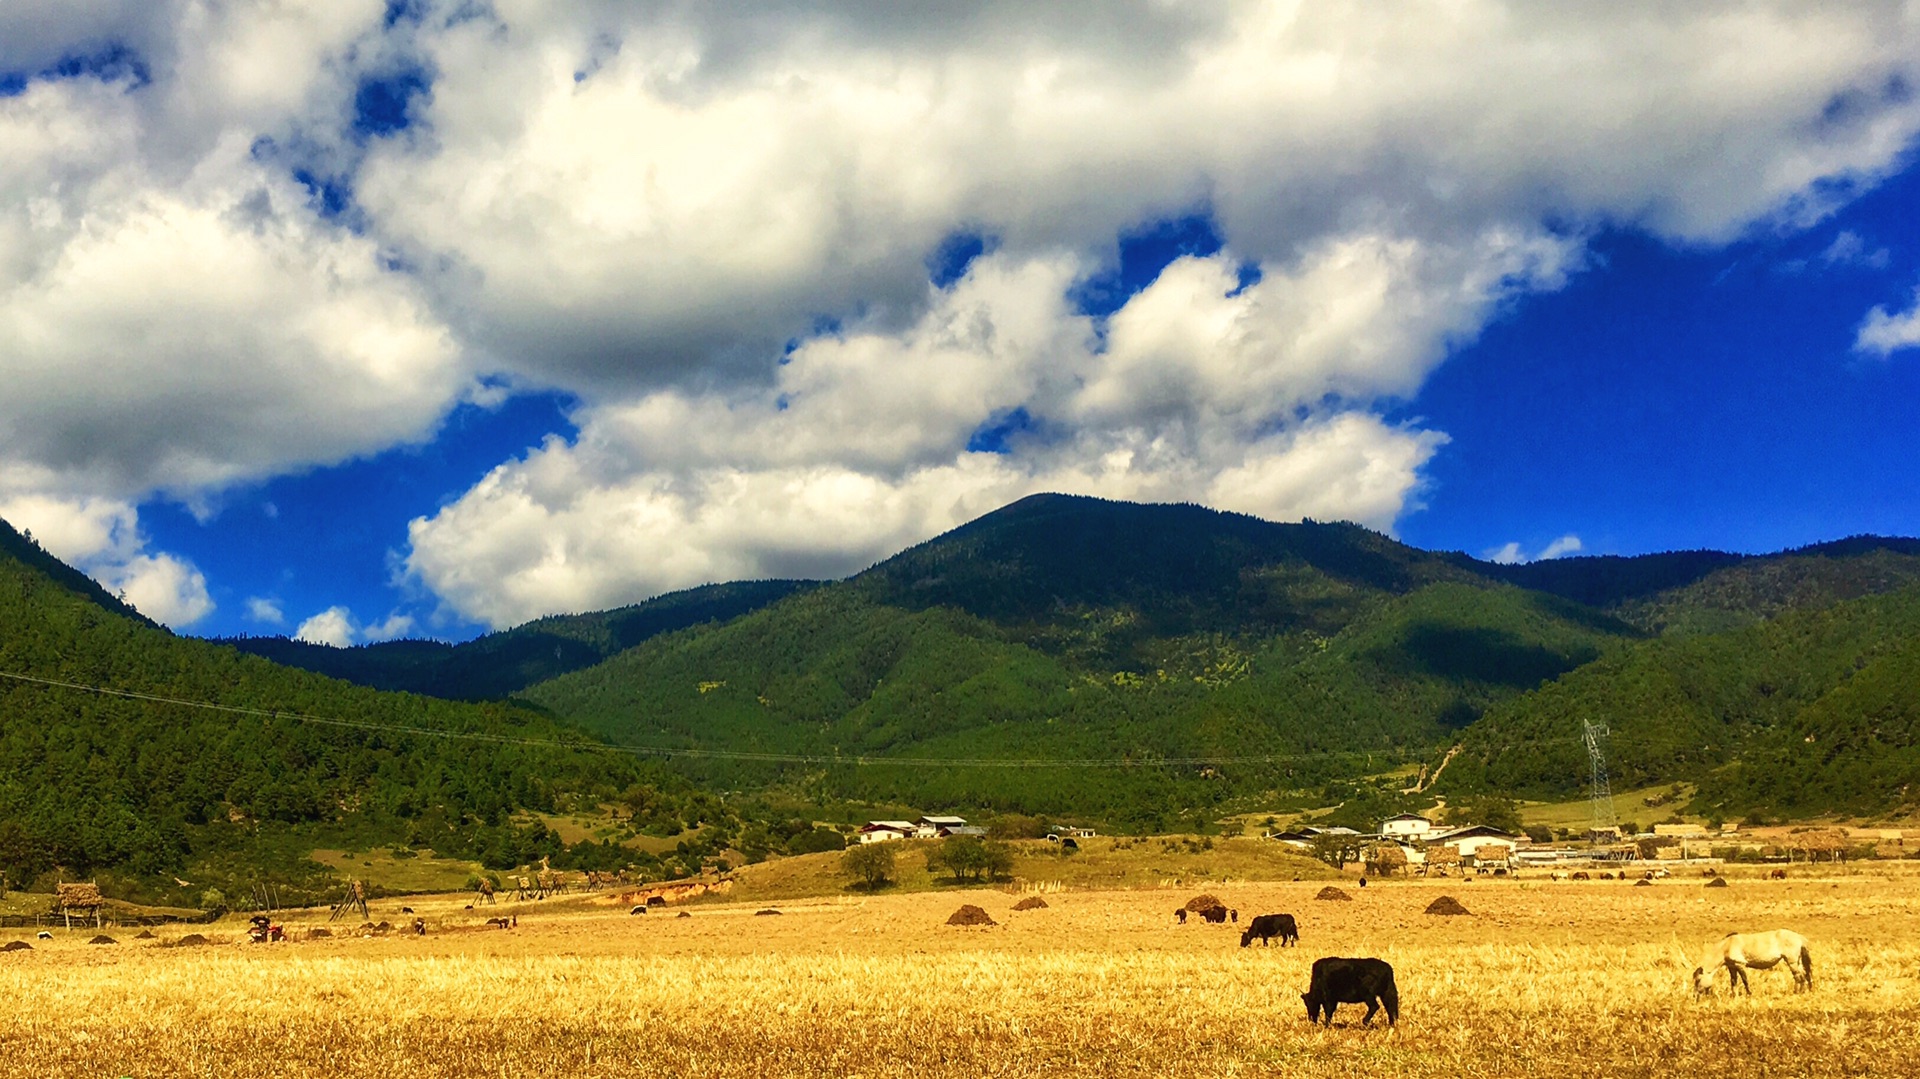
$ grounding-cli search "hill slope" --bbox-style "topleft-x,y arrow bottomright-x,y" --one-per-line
521,496 -> 1638,824
0,518 -> 726,903
222,579 -> 817,699
1437,585 -> 1920,819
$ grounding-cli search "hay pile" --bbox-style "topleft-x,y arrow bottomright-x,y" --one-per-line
677,911 -> 691,918
1634,879 -> 1652,887
755,909 -> 782,916
307,928 -> 332,939
1182,894 -> 1226,913
1424,895 -> 1471,916
171,934 -> 208,947
1706,877 -> 1729,889
946,904 -> 997,927
1012,896 -> 1049,911
87,934 -> 117,945
134,929 -> 156,939
0,941 -> 31,952
1314,886 -> 1353,902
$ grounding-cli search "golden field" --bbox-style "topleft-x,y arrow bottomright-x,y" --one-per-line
3,865 -> 1918,1078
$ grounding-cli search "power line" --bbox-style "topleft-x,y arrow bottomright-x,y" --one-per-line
0,667 -> 1719,772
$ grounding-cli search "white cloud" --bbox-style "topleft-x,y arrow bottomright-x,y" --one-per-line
6,3 -> 1920,628
0,492 -> 213,627
1538,534 -> 1585,560
1483,534 -> 1584,565
101,552 -> 213,627
1856,286 -> 1920,358
294,606 -> 355,648
293,605 -> 415,646
1820,230 -> 1891,269
244,596 -> 286,626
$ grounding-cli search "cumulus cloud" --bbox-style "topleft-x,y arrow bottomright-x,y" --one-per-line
244,596 -> 285,626
1855,286 -> 1920,358
406,236 -> 1544,626
293,605 -> 414,646
7,3 -> 1920,628
1483,534 -> 1584,565
0,493 -> 213,626
294,606 -> 355,648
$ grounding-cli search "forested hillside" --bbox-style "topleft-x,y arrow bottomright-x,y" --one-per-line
223,579 -> 816,699
0,519 -> 729,905
523,497 -> 1638,825
1437,586 -> 1920,818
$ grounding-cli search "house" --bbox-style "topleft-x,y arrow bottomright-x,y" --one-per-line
857,821 -> 917,844
1426,824 -> 1519,861
915,815 -> 968,839
940,826 -> 989,838
1380,814 -> 1435,839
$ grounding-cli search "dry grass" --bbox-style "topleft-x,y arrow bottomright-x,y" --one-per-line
2,870 -> 1917,1077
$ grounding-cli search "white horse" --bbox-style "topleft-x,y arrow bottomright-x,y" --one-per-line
1692,930 -> 1812,996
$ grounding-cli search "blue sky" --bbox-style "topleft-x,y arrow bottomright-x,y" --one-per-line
3,4 -> 1920,643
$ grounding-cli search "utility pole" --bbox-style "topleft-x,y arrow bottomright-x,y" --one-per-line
1583,719 -> 1619,843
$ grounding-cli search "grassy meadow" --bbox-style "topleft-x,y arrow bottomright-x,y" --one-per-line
3,860 -> 1917,1078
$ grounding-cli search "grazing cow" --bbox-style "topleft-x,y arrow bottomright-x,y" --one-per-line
1240,913 -> 1299,948
1302,957 -> 1398,1027
630,905 -> 647,915
1175,909 -> 1188,924
1230,909 -> 1239,924
1769,868 -> 1788,880
1570,871 -> 1590,881
1200,906 -> 1228,924
1701,868 -> 1718,878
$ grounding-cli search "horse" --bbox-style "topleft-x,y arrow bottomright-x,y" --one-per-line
1691,930 -> 1812,996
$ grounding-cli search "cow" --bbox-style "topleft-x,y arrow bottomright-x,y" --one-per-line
1240,913 -> 1298,948
1769,868 -> 1788,880
1200,906 -> 1228,924
1302,957 -> 1398,1027
1175,908 -> 1188,924
1230,909 -> 1239,924
1570,871 -> 1590,881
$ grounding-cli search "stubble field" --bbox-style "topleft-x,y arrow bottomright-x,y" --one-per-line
2,869 -> 1916,1078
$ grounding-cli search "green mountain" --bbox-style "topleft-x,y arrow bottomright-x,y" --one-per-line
0,518 -> 730,904
519,495 -> 1639,825
1436,584 -> 1920,819
221,579 -> 816,700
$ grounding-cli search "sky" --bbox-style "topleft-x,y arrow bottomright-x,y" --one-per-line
2,2 -> 1919,645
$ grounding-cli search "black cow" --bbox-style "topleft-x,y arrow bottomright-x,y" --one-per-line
1301,957 -> 1398,1027
1240,913 -> 1298,948
1199,906 -> 1228,924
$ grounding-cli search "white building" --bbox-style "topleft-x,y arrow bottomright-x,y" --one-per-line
857,821 -> 916,844
915,815 -> 969,839
1380,813 -> 1435,839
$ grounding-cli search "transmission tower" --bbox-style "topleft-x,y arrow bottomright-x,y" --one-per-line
1583,719 -> 1619,840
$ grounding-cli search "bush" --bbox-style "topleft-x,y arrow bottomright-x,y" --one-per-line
787,828 -> 847,855
842,842 -> 896,889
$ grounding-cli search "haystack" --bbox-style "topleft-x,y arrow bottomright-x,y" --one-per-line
755,909 -> 782,916
134,929 -> 155,939
1706,877 -> 1729,889
0,941 -> 31,952
1182,894 -> 1226,913
677,911 -> 692,918
1314,886 -> 1353,902
87,934 -> 116,945
1012,896 -> 1049,911
1424,895 -> 1470,916
1634,879 -> 1652,887
946,904 -> 997,926
171,934 -> 208,947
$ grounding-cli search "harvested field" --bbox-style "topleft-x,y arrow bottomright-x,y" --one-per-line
0,872 -> 1916,1077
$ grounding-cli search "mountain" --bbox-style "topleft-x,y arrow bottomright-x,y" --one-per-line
518,495 -> 1640,825
1437,584 -> 1920,820
222,579 -> 817,699
0,517 -> 730,905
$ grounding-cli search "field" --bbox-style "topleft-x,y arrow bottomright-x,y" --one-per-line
2,865 -> 1917,1078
